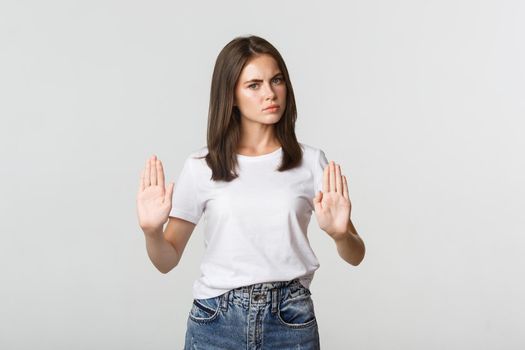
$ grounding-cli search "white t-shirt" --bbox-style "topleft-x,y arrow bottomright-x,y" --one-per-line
169,142 -> 329,299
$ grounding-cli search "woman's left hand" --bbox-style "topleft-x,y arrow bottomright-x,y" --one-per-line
313,160 -> 352,241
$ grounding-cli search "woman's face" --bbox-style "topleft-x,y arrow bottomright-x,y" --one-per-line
234,54 -> 287,127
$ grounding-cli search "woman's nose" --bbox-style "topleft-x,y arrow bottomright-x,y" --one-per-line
263,82 -> 276,99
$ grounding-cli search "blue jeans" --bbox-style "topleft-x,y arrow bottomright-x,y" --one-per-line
184,278 -> 320,349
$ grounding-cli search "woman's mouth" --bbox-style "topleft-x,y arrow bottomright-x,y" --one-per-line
263,105 -> 280,112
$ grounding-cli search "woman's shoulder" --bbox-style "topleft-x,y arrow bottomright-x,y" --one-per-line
188,145 -> 208,158
184,143 -> 323,168
188,143 -> 322,157
299,142 -> 323,158
184,145 -> 208,167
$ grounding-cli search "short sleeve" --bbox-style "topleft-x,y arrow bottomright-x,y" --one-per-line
169,157 -> 204,224
313,148 -> 329,195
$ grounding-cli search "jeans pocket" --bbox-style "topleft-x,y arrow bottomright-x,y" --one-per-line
188,295 -> 222,324
277,287 -> 317,329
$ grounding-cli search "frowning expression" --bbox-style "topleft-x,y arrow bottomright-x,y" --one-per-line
234,54 -> 287,126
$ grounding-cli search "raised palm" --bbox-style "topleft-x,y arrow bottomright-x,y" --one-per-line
312,161 -> 352,241
137,155 -> 174,234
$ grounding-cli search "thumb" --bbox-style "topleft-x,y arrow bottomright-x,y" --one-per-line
312,190 -> 322,211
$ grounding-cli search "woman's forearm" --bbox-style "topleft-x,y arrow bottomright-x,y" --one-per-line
143,227 -> 180,273
334,219 -> 365,266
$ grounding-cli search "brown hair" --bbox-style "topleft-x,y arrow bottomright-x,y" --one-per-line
195,35 -> 303,182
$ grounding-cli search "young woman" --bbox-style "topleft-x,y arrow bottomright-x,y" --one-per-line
137,35 -> 365,349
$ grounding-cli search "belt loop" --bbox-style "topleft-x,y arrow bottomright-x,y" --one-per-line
271,288 -> 279,314
221,291 -> 229,312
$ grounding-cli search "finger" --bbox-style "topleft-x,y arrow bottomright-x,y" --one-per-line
150,155 -> 157,186
335,164 -> 342,195
312,190 -> 323,211
329,161 -> 336,192
145,158 -> 151,186
342,175 -> 349,200
322,163 -> 329,193
157,158 -> 165,192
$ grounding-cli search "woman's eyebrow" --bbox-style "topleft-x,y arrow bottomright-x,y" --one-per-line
243,72 -> 283,84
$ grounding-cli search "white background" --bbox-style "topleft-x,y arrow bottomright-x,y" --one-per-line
1,0 -> 524,349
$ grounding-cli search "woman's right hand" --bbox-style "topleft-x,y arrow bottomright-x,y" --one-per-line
137,155 -> 175,236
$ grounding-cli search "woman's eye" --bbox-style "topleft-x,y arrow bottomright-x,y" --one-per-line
248,78 -> 283,89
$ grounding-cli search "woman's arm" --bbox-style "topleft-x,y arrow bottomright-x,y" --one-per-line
313,160 -> 365,265
144,217 -> 196,273
333,219 -> 365,266
144,226 -> 180,274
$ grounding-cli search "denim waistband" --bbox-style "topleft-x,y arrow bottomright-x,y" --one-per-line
219,278 -> 304,312
238,278 -> 301,294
